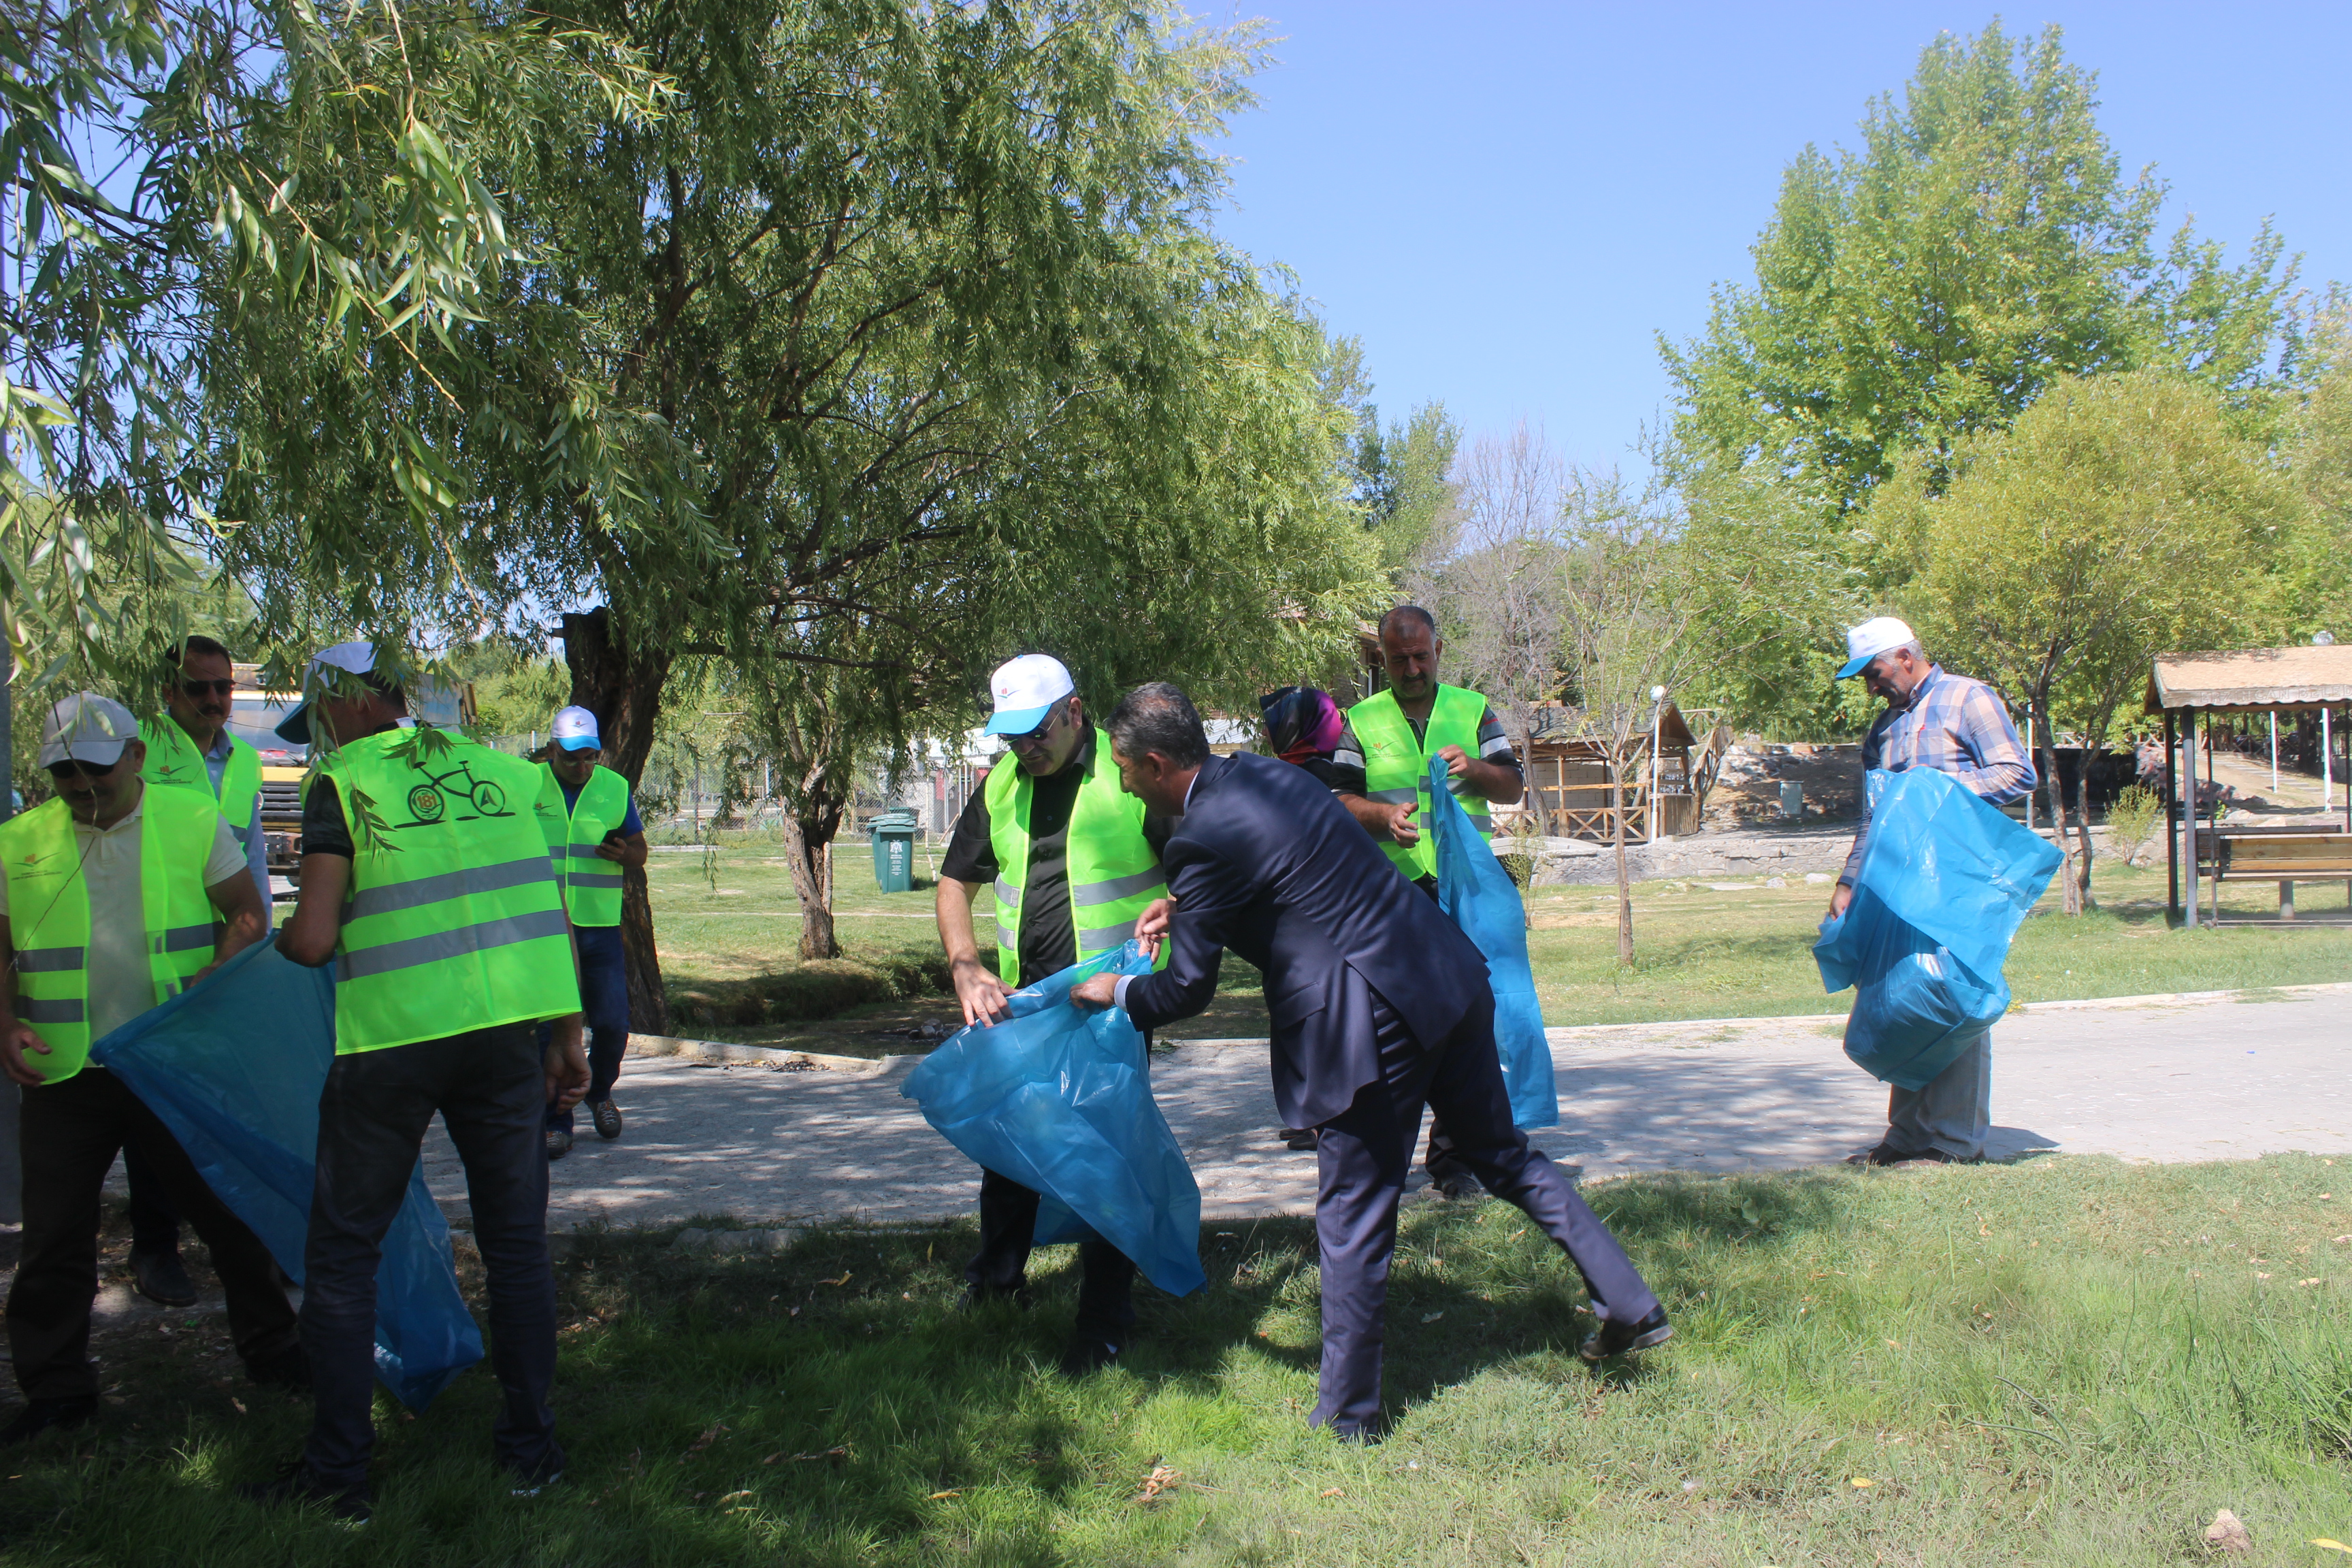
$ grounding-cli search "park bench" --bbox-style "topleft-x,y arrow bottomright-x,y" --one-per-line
2192,825 -> 2352,921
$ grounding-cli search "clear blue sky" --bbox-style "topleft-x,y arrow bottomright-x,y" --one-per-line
1206,2 -> 2352,473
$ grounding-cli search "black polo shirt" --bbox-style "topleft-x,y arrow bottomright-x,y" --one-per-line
938,730 -> 1171,981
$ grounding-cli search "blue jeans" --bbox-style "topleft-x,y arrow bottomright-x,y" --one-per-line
546,924 -> 630,1134
1889,1029 -> 1992,1160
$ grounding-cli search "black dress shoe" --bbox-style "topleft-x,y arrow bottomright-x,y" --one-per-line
1057,1336 -> 1121,1376
131,1247 -> 200,1307
591,1099 -> 623,1140
240,1460 -> 370,1524
0,1397 -> 97,1447
545,1128 -> 574,1161
1579,1306 -> 1673,1362
1279,1127 -> 1318,1151
246,1344 -> 312,1391
1846,1142 -> 1957,1167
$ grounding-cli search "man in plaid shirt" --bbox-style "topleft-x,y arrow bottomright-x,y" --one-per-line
1828,617 -> 2035,1166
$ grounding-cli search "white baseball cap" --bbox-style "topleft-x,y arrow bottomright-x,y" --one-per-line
1838,617 -> 1919,680
983,653 -> 1077,736
551,705 -> 602,751
39,693 -> 139,768
274,642 -> 388,744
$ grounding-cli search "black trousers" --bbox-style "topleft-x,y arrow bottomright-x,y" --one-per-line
1311,993 -> 1660,1435
965,1169 -> 1137,1340
122,1141 -> 183,1256
7,1067 -> 299,1401
1408,874 -> 1480,1192
302,1024 -> 560,1488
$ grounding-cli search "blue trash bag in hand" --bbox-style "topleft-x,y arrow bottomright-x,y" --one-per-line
1813,768 -> 2061,1090
89,937 -> 485,1408
1428,758 -> 1559,1130
900,943 -> 1206,1296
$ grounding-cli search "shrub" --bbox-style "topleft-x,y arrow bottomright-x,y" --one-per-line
2106,784 -> 2161,865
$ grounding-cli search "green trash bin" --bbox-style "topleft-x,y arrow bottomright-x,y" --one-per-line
868,808 -> 919,893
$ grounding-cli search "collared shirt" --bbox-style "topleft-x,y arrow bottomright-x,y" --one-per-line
1841,665 -> 2036,883
200,726 -> 272,911
0,785 -> 244,1043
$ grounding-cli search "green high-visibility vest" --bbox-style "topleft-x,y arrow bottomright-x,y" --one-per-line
140,718 -> 263,849
536,762 -> 632,928
319,729 -> 581,1054
0,791 -> 223,1082
983,729 -> 1167,988
1348,684 -> 1493,881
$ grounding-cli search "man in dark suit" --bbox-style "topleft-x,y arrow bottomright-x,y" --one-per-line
1072,684 -> 1669,1438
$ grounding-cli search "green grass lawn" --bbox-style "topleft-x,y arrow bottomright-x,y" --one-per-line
14,1154 -> 2352,1564
651,846 -> 2350,1054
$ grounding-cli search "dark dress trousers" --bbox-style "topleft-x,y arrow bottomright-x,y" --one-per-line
1121,753 -> 1659,1435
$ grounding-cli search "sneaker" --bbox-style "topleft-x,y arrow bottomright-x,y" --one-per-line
507,1455 -> 566,1497
545,1128 -> 574,1162
239,1460 -> 371,1524
130,1247 -> 200,1308
0,1397 -> 97,1448
1057,1336 -> 1121,1376
591,1099 -> 623,1140
1578,1306 -> 1673,1362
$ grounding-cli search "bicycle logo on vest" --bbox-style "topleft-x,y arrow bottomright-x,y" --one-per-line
396,760 -> 513,828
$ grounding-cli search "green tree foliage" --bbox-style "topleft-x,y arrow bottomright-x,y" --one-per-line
2285,300 -> 2352,638
0,0 -> 662,695
1658,20 -> 2300,736
1350,400 -> 1461,579
1878,370 -> 2302,911
1665,20 -> 2296,521
206,0 -> 1379,970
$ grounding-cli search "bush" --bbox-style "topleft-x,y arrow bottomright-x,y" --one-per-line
2106,784 -> 2161,865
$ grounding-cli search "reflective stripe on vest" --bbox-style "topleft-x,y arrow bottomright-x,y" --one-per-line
535,762 -> 632,927
981,728 -> 1168,989
325,730 -> 581,1053
140,719 -> 262,846
1348,684 -> 1493,881
0,791 -> 224,1081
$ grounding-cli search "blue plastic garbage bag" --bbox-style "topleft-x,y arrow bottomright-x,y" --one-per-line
1813,768 -> 2061,1090
899,943 -> 1206,1296
1428,758 -> 1559,1130
88,937 -> 485,1408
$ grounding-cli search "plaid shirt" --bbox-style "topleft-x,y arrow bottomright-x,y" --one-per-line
1841,665 -> 2035,883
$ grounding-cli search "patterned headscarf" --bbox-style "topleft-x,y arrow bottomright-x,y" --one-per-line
1258,686 -> 1343,766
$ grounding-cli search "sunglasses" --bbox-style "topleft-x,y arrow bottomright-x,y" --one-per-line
179,678 -> 235,698
48,757 -> 125,782
1004,704 -> 1066,748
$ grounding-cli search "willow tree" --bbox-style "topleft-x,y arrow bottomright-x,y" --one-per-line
206,1 -> 1379,989
2,0 -> 663,698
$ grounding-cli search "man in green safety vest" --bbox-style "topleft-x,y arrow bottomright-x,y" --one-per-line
260,643 -> 587,1522
934,653 -> 1171,1375
1,693 -> 303,1449
536,704 -> 647,1160
127,633 -> 274,1308
1331,605 -> 1527,1198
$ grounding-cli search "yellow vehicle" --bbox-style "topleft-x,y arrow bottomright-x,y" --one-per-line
229,664 -> 476,885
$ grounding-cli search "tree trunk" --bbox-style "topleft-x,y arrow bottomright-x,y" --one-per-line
2035,701 -> 2083,917
559,604 -> 676,1033
1611,760 -> 1633,965
779,810 -> 841,959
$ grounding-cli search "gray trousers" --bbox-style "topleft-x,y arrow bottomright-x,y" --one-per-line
1888,1029 -> 1991,1159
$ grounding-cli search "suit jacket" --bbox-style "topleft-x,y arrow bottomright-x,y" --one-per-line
1122,752 -> 1492,1127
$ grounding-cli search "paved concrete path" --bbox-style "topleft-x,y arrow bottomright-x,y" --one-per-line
421,986 -> 2352,1232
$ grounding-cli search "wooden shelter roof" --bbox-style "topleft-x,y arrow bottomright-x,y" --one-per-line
2143,645 -> 2352,715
